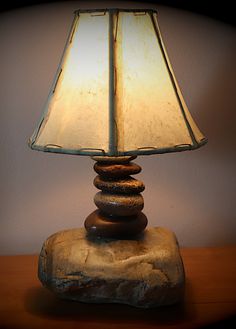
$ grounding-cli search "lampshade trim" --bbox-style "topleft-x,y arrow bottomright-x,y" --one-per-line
29,138 -> 207,156
108,10 -> 117,156
74,9 -> 158,15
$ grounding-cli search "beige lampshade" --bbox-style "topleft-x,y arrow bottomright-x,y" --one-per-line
29,9 -> 207,156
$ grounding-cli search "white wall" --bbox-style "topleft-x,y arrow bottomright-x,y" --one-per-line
0,1 -> 236,254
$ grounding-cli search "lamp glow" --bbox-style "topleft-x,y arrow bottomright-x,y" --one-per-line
29,9 -> 206,156
30,9 -> 207,308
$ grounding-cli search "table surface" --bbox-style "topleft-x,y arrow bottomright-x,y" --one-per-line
0,246 -> 236,329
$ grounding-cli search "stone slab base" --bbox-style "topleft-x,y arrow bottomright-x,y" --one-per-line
38,227 -> 185,308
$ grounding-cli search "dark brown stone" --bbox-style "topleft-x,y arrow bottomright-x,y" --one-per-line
92,156 -> 137,164
94,162 -> 141,178
93,176 -> 145,194
94,192 -> 144,216
84,210 -> 148,239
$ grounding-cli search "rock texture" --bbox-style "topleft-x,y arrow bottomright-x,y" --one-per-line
38,227 -> 185,308
94,192 -> 144,216
94,162 -> 141,178
94,176 -> 145,194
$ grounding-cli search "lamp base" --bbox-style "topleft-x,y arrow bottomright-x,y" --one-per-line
38,227 -> 185,308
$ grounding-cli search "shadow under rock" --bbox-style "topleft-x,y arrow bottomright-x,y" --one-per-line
24,280 -> 195,326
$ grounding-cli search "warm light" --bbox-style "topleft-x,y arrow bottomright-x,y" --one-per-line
31,12 -> 110,153
29,9 -> 207,156
115,12 -> 204,152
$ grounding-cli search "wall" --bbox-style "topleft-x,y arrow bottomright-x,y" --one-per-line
0,1 -> 236,254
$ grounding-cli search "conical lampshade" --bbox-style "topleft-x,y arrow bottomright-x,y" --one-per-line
29,9 -> 207,156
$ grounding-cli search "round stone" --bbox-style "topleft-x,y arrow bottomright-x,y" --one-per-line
94,176 -> 145,194
94,192 -> 144,216
94,162 -> 141,178
92,156 -> 137,164
84,210 -> 148,239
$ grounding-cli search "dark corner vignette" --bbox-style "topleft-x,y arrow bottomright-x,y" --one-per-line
0,0 -> 235,26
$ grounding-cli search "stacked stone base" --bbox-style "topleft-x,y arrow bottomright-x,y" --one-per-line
85,156 -> 147,238
38,227 -> 185,308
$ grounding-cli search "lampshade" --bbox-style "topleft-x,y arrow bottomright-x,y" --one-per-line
29,8 -> 207,156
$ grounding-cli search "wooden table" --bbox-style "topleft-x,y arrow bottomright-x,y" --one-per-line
0,247 -> 236,328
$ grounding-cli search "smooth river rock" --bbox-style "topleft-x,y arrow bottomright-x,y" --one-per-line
93,176 -> 145,194
38,227 -> 185,308
85,210 -> 148,238
94,162 -> 141,178
94,192 -> 144,216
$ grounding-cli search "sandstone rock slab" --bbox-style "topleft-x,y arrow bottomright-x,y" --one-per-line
38,227 -> 185,308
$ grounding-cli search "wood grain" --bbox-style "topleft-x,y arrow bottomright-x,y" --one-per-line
0,246 -> 236,329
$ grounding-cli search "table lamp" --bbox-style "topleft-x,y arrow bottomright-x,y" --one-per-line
29,8 -> 207,308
